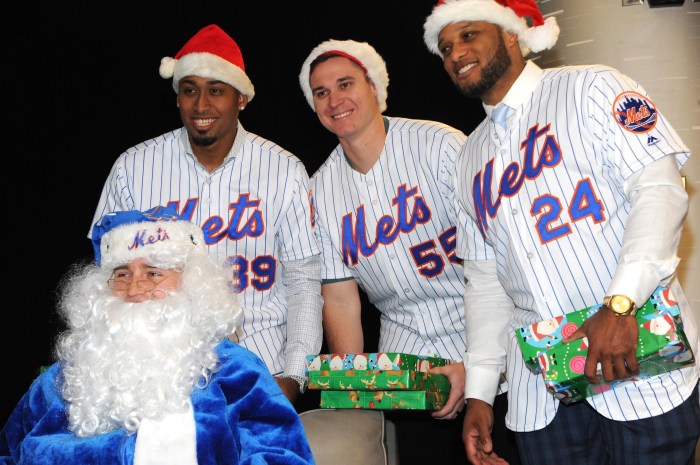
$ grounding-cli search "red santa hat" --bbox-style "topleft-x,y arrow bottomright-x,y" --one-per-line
299,39 -> 390,113
159,24 -> 255,101
423,0 -> 560,57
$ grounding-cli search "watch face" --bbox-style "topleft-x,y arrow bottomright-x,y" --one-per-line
610,295 -> 633,314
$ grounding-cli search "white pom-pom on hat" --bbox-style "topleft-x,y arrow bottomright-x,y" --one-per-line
159,57 -> 177,79
521,16 -> 560,53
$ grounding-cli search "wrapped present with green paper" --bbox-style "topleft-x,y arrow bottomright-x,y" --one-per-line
305,352 -> 450,391
305,352 -> 452,410
308,368 -> 451,391
305,352 -> 449,373
515,286 -> 695,404
320,389 -> 448,410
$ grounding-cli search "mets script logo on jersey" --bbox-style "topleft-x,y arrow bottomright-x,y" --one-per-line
473,123 -> 562,240
166,194 -> 271,294
143,205 -> 182,222
612,91 -> 657,133
473,123 -> 607,244
341,184 -> 430,266
167,194 -> 263,245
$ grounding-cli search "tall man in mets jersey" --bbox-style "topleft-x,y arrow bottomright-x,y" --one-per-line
90,24 -> 322,404
299,39 -> 520,465
424,1 -> 699,464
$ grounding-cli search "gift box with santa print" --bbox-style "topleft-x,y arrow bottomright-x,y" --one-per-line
306,352 -> 449,373
515,286 -> 695,404
305,352 -> 450,391
305,352 -> 451,410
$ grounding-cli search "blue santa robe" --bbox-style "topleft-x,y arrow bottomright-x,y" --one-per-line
0,340 -> 315,465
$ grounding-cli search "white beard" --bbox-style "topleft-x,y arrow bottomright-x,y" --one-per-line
55,260 -> 240,437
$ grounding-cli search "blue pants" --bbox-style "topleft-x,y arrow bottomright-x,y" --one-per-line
514,383 -> 700,465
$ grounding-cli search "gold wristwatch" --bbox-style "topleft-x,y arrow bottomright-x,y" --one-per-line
603,294 -> 637,317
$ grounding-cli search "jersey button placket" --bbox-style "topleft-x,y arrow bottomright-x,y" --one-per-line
201,177 -> 213,210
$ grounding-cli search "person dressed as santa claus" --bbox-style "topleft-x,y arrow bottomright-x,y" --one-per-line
0,206 -> 314,465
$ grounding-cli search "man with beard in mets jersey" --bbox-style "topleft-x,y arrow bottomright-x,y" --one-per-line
423,0 -> 699,464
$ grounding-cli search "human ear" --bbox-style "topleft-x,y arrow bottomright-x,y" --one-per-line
238,95 -> 249,111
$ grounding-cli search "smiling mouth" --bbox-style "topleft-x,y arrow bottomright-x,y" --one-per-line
332,110 -> 352,120
456,62 -> 476,77
194,118 -> 215,128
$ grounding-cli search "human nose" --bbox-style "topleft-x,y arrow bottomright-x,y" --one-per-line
446,43 -> 467,63
194,94 -> 211,112
125,279 -> 149,297
328,90 -> 344,108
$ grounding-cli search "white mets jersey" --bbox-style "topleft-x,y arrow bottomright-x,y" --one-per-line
90,123 -> 321,376
454,61 -> 698,430
311,116 -> 468,361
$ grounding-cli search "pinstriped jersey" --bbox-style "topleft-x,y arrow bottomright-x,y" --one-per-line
90,124 -> 321,375
310,116 -> 468,361
454,62 -> 698,430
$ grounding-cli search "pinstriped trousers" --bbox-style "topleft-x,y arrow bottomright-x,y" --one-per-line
514,382 -> 700,465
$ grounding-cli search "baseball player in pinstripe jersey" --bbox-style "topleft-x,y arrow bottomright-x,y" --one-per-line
299,39 -> 520,465
89,24 -> 322,404
424,1 -> 700,464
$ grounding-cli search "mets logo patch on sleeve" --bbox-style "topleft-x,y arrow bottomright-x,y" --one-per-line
612,91 -> 657,133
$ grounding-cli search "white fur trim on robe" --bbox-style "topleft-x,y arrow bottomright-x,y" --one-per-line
134,399 -> 198,465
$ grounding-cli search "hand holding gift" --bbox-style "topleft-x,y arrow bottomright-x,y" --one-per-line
516,286 -> 695,404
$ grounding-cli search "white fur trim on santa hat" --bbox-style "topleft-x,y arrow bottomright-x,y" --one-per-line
299,39 -> 389,113
423,0 -> 559,56
100,219 -> 206,270
159,52 -> 255,101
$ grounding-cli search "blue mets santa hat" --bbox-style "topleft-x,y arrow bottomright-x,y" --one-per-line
159,24 -> 255,101
91,206 -> 206,269
423,0 -> 559,56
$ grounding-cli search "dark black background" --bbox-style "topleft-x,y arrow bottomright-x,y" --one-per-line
4,1 -> 485,422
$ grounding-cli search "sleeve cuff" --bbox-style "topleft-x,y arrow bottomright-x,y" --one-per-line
607,262 -> 673,307
464,364 -> 502,406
